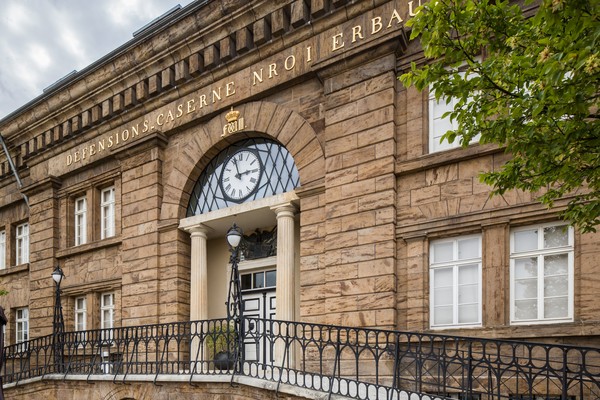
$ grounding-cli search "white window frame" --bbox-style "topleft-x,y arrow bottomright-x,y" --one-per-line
75,296 -> 87,331
100,187 -> 115,239
74,196 -> 87,246
510,223 -> 574,325
429,89 -> 461,153
0,230 -> 5,270
428,64 -> 481,153
15,223 -> 29,265
101,292 -> 114,341
16,307 -> 29,351
430,234 -> 482,329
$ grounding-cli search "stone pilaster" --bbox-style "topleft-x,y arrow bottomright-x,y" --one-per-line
117,133 -> 167,327
22,176 -> 61,337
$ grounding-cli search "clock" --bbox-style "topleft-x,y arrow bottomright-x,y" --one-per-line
220,149 -> 263,201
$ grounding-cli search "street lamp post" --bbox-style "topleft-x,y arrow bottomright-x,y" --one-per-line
51,265 -> 65,374
226,224 -> 244,375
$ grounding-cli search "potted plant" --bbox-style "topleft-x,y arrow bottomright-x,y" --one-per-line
206,322 -> 237,370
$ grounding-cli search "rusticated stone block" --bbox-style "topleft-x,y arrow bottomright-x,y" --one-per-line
112,93 -> 123,113
219,36 -> 235,62
236,27 -> 252,54
161,67 -> 175,89
188,53 -> 203,76
148,74 -> 161,95
81,109 -> 91,129
291,0 -> 309,28
70,115 -> 81,134
204,45 -> 219,69
123,87 -> 136,108
90,104 -> 101,123
271,7 -> 289,36
135,80 -> 148,102
60,120 -> 70,140
253,17 -> 271,45
311,0 -> 330,17
101,99 -> 112,118
174,60 -> 188,83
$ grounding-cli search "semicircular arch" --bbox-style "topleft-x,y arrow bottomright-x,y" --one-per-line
160,101 -> 325,222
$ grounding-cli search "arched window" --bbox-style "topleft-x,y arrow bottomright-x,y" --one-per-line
186,138 -> 300,216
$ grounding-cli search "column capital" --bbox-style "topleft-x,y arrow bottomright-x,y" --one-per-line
270,202 -> 297,218
185,224 -> 211,237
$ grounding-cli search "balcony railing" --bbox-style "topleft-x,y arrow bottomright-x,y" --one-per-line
3,317 -> 600,399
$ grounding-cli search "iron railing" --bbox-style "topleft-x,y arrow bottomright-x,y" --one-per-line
3,318 -> 600,399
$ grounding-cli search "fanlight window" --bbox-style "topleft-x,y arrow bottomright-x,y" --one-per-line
186,138 -> 300,216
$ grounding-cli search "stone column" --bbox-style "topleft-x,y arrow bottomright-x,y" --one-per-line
189,225 -> 209,322
188,225 -> 209,365
271,203 -> 296,367
272,203 -> 296,322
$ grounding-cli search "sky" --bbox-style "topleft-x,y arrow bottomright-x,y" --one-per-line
0,0 -> 196,120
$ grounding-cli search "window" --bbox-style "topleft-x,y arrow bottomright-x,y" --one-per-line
429,89 -> 461,153
510,223 -> 574,324
16,307 -> 29,351
15,223 -> 29,265
74,196 -> 87,246
0,230 -> 5,270
428,66 -> 480,153
101,292 -> 114,341
100,187 -> 115,239
241,269 -> 277,291
75,297 -> 86,331
430,235 -> 482,328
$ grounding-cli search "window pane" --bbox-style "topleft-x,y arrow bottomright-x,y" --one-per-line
433,268 -> 453,288
458,304 -> 478,324
544,276 -> 568,297
102,294 -> 113,306
458,264 -> 478,285
103,310 -> 111,328
265,270 -> 276,287
514,258 -> 538,279
434,306 -> 453,325
434,287 -> 453,306
458,283 -> 478,304
544,254 -> 568,276
515,278 -> 537,300
514,229 -> 538,253
254,272 -> 264,289
458,238 -> 479,260
241,274 -> 252,290
544,297 -> 568,319
433,241 -> 453,263
76,298 -> 85,309
544,226 -> 568,248
514,299 -> 537,320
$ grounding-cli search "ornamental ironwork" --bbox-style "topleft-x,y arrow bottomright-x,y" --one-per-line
186,138 -> 300,217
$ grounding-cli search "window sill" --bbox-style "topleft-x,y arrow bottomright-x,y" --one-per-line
430,324 -> 482,331
0,263 -> 29,276
57,236 -> 122,259
396,143 -> 503,176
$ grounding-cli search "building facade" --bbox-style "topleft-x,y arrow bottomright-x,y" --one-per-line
0,0 -> 599,396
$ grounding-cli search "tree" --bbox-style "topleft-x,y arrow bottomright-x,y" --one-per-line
400,0 -> 600,232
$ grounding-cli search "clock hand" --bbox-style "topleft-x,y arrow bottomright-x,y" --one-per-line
240,168 -> 259,176
232,159 -> 242,179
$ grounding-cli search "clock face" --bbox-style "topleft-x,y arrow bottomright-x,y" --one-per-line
220,150 -> 263,201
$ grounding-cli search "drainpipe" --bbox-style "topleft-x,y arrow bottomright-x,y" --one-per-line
0,132 -> 29,208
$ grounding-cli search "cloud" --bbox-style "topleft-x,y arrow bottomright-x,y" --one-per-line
0,0 -> 194,119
